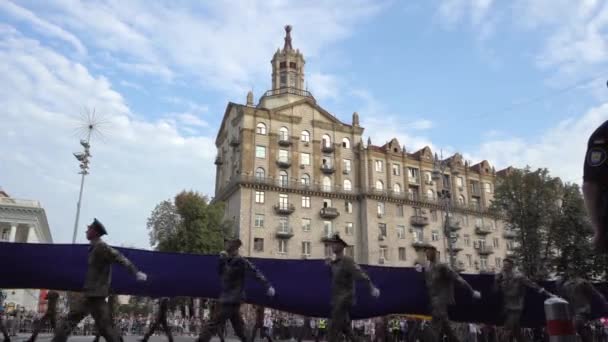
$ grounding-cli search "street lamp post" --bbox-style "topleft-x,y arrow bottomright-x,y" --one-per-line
432,152 -> 456,268
71,131 -> 92,244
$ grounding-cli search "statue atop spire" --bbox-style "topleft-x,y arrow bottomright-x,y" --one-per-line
284,25 -> 293,51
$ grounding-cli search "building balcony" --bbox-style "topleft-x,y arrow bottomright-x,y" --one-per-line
409,177 -> 419,185
451,244 -> 463,253
503,230 -> 517,239
447,217 -> 462,231
412,239 -> 433,249
276,158 -> 292,168
263,87 -> 314,99
214,156 -> 223,165
410,215 -> 429,227
229,137 -> 240,147
476,246 -> 494,255
320,165 -> 335,174
273,203 -> 295,215
275,226 -> 294,239
475,224 -> 493,235
320,207 -> 340,219
278,137 -> 292,147
321,144 -> 335,153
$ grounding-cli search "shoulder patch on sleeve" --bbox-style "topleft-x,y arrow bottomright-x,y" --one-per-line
587,147 -> 607,167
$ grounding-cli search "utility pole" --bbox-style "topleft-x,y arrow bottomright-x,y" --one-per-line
432,151 -> 456,268
72,130 -> 92,244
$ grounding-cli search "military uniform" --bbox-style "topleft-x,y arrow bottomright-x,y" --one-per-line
27,290 -> 60,342
424,261 -> 475,342
197,252 -> 272,342
52,231 -> 143,342
142,298 -> 173,342
494,271 -> 547,342
583,119 -> 608,250
0,290 -> 10,342
557,276 -> 606,342
93,294 -> 120,342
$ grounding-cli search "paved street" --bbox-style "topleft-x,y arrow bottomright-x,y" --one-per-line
8,335 -> 240,342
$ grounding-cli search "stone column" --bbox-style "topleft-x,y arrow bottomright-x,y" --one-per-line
9,223 -> 17,242
26,224 -> 38,243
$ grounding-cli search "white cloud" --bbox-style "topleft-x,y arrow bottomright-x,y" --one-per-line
0,1 -> 86,55
0,27 -> 216,247
173,112 -> 208,128
308,72 -> 340,101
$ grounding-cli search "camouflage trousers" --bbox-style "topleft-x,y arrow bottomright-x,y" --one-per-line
27,313 -> 57,342
503,309 -> 524,342
52,297 -> 120,342
142,316 -> 173,342
430,300 -> 459,342
0,314 -> 9,341
328,299 -> 359,342
198,303 -> 246,342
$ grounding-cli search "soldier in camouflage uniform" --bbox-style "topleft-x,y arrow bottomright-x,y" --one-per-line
92,294 -> 122,342
0,290 -> 9,342
52,219 -> 147,342
325,233 -> 380,342
141,298 -> 173,342
556,266 -> 607,342
196,237 -> 275,342
26,290 -> 60,342
493,258 -> 554,342
421,246 -> 481,342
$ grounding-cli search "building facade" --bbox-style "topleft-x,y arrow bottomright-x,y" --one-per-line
213,26 -> 515,273
0,188 -> 53,312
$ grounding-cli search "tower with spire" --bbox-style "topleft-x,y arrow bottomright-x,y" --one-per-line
271,25 -> 305,91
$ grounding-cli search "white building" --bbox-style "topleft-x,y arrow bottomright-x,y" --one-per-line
0,188 -> 53,312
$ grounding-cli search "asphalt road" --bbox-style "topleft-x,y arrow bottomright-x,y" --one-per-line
8,335 -> 238,342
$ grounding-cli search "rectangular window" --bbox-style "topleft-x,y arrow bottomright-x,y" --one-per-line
397,205 -> 404,217
432,230 -> 439,241
323,198 -> 332,208
377,202 -> 385,215
464,235 -> 470,247
398,247 -> 406,261
324,244 -> 332,257
254,238 -> 264,252
345,222 -> 354,235
484,182 -> 492,193
380,247 -> 388,260
278,240 -> 287,254
493,238 -> 500,248
396,225 -> 405,239
431,210 -> 438,222
255,145 -> 266,159
408,168 -> 419,182
343,159 -> 352,172
301,153 -> 311,165
345,246 -> 354,258
495,257 -> 502,267
456,177 -> 463,187
278,217 -> 289,231
413,228 -> 423,242
375,160 -> 383,172
302,242 -> 311,255
480,256 -> 488,269
254,214 -> 264,228
475,217 -> 483,227
379,223 -> 387,238
302,218 -> 311,232
279,149 -> 289,163
466,254 -> 472,266
302,196 -> 311,208
345,201 -> 353,213
255,191 -> 265,204
392,163 -> 400,176
279,194 -> 289,208
507,241 -> 514,251
471,180 -> 480,195
324,221 -> 333,237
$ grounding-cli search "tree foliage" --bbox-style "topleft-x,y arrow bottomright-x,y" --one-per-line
146,190 -> 233,254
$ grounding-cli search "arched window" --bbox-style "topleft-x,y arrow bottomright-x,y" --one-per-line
375,180 -> 384,191
279,127 -> 289,141
279,170 -> 288,187
322,134 -> 331,148
458,195 -> 465,205
255,167 -> 265,180
301,130 -> 310,142
393,183 -> 401,193
256,122 -> 267,135
426,189 -> 434,200
342,137 -> 351,149
301,174 -> 310,186
323,176 -> 332,192
343,179 -> 352,191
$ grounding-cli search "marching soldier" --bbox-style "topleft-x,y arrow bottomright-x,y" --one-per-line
556,267 -> 608,342
26,290 -> 60,342
582,119 -> 608,252
196,237 -> 275,342
141,298 -> 173,342
325,233 -> 380,342
494,258 -> 554,342
52,218 -> 148,342
250,305 -> 272,342
92,294 -> 121,342
420,246 -> 481,342
0,289 -> 9,342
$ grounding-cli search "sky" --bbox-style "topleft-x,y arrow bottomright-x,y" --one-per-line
1,0 -> 607,248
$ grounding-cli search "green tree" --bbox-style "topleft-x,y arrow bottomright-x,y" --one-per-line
491,167 -> 563,279
147,190 -> 233,254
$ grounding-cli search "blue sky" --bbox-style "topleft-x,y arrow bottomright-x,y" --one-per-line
1,0 -> 607,247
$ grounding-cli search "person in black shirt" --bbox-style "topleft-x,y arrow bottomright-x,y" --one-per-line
583,119 -> 608,252
196,237 -> 275,342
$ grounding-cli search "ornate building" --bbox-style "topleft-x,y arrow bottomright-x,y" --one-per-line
213,26 -> 514,273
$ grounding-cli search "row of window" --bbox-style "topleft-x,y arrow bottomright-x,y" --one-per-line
254,214 -> 354,234
255,123 -> 351,148
253,238 -> 355,257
